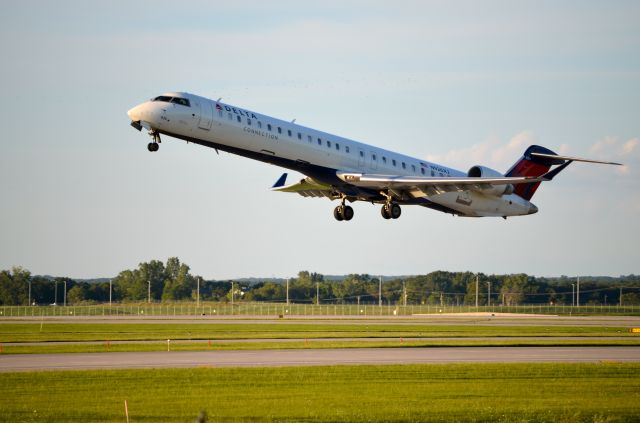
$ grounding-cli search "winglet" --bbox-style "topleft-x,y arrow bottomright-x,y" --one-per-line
272,173 -> 288,189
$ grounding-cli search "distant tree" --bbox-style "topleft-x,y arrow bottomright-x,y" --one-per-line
67,283 -> 89,304
0,267 -> 30,305
162,257 -> 196,301
245,282 -> 285,302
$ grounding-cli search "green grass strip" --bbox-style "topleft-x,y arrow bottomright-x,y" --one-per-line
1,363 -> 639,422
0,322 -> 633,342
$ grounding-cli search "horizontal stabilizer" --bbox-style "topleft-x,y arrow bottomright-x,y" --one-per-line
530,152 -> 622,166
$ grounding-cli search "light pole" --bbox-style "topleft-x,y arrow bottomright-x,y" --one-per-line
620,287 -> 623,307
571,283 -> 575,306
54,280 -> 58,305
147,277 -> 151,304
403,280 -> 407,307
231,281 -> 234,307
63,280 -> 67,307
475,274 -> 479,308
286,278 -> 289,305
109,279 -> 112,306
379,276 -> 382,307
316,281 -> 320,306
576,276 -> 580,307
28,279 -> 32,306
487,282 -> 491,307
196,277 -> 201,307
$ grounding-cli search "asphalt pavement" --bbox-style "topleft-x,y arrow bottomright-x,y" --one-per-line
2,346 -> 639,371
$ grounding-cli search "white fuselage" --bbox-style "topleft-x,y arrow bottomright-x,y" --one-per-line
127,92 -> 535,217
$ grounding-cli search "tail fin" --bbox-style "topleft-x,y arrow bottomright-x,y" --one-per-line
505,145 -> 565,200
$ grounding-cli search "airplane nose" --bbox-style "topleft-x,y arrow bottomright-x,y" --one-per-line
127,104 -> 143,121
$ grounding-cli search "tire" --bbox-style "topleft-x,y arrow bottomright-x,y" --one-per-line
342,205 -> 354,221
390,203 -> 401,219
334,206 -> 344,221
381,205 -> 391,219
147,143 -> 155,152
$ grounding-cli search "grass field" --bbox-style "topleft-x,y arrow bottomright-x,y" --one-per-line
0,322 -> 634,343
1,363 -> 639,422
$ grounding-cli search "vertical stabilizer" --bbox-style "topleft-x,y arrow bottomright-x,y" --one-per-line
505,145 -> 565,200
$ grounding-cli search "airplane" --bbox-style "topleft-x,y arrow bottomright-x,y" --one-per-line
127,92 -> 621,221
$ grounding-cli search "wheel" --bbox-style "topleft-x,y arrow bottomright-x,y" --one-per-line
390,203 -> 401,219
333,206 -> 344,221
153,143 -> 159,151
147,142 -> 155,152
342,205 -> 354,221
381,205 -> 391,219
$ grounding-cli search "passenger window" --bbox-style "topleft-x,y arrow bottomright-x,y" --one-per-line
278,127 -> 282,134
335,143 -> 340,150
411,164 -> 416,172
392,159 -> 396,166
247,118 -> 251,126
267,123 -> 272,131
287,129 -> 292,137
359,151 -> 364,157
421,168 -> 425,175
382,157 -> 387,164
317,138 -> 322,145
298,132 -> 302,140
402,162 -> 406,169
345,146 -> 350,153
307,135 -> 312,143
236,115 -> 241,123
258,121 -> 262,128
372,154 -> 377,161
327,140 -> 331,148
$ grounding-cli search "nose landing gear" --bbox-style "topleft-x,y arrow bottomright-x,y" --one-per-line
147,130 -> 161,152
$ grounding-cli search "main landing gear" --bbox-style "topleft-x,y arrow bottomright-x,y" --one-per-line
333,204 -> 354,221
381,202 -> 401,220
147,131 -> 160,152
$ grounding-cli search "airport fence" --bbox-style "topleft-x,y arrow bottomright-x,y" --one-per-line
1,302 -> 639,317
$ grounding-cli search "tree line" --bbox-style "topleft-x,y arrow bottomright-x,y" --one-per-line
1,258 -> 639,306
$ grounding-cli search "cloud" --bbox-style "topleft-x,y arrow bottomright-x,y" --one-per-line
425,131 -> 536,172
588,136 -> 639,176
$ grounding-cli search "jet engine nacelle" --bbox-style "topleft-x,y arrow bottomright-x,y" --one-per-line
467,165 -> 514,196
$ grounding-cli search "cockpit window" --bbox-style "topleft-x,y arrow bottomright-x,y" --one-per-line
152,96 -> 190,107
170,97 -> 190,107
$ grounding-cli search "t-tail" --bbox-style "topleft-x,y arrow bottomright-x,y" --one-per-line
506,145 -> 621,201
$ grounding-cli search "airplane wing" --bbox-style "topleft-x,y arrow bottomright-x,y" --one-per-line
336,172 -> 544,196
271,173 -> 340,199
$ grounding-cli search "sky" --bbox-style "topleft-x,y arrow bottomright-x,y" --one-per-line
1,1 -> 638,280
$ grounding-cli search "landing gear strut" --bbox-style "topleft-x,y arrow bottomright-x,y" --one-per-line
381,202 -> 401,220
333,198 -> 354,221
147,131 -> 160,152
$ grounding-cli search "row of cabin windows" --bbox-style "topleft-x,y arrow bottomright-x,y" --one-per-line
219,109 -> 426,174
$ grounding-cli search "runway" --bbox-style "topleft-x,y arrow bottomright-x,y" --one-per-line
2,346 -> 639,371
